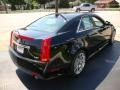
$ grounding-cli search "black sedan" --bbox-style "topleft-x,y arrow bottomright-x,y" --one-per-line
9,12 -> 116,79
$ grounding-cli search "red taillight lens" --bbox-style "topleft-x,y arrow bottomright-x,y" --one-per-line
18,35 -> 34,40
14,31 -> 34,40
40,38 -> 51,62
10,31 -> 13,47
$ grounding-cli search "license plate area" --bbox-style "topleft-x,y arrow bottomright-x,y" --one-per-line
13,41 -> 30,54
17,45 -> 24,54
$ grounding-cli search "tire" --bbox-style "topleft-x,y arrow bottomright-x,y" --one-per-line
90,8 -> 95,12
76,8 -> 80,12
109,30 -> 116,45
69,50 -> 86,76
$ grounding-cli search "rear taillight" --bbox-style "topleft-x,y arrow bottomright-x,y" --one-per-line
10,31 -> 13,47
39,38 -> 51,62
18,35 -> 34,40
14,31 -> 34,40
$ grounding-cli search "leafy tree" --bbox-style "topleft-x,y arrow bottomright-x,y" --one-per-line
69,0 -> 81,7
24,0 -> 34,10
8,0 -> 25,5
80,0 -> 97,4
69,0 -> 78,2
1,0 -> 8,13
36,0 -> 53,9
37,0 -> 47,9
7,0 -> 25,10
59,0 -> 69,8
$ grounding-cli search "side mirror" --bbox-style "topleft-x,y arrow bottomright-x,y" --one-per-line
105,21 -> 111,25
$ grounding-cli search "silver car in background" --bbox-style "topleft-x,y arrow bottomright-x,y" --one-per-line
73,3 -> 96,12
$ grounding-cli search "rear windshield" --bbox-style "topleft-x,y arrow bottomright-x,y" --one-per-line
26,14 -> 67,32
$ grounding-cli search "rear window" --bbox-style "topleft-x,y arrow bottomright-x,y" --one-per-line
26,15 -> 67,32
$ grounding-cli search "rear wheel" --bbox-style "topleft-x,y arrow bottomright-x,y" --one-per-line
90,8 -> 95,12
76,8 -> 80,12
69,50 -> 86,76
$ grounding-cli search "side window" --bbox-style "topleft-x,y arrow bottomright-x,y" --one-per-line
92,16 -> 104,27
79,21 -> 84,30
80,16 -> 94,30
83,4 -> 90,7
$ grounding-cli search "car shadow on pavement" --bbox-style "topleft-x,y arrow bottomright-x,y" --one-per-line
16,40 -> 120,90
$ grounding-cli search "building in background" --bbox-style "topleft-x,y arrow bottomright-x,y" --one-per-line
95,0 -> 119,8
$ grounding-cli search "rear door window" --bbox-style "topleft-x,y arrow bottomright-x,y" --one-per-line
80,16 -> 94,30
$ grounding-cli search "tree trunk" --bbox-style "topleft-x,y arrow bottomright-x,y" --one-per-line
2,0 -> 8,13
43,4 -> 45,9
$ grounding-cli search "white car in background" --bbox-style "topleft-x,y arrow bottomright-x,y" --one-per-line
73,3 -> 96,12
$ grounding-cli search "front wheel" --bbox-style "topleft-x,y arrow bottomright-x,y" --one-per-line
69,50 -> 86,76
109,30 -> 116,45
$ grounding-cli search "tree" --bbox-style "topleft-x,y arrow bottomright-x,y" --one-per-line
1,0 -> 8,13
24,0 -> 33,10
37,0 -> 47,9
59,0 -> 69,8
8,0 -> 25,5
36,0 -> 53,9
7,0 -> 25,10
80,0 -> 97,4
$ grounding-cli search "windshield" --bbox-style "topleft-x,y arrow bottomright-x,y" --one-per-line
26,14 -> 67,32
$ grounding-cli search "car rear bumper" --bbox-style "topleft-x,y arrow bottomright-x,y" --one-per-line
9,47 -> 61,80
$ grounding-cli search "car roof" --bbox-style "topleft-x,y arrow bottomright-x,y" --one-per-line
60,12 -> 95,21
46,12 -> 98,21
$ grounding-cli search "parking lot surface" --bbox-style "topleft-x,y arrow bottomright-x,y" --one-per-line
0,11 -> 120,90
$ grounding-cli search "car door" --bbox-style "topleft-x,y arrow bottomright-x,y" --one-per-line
76,15 -> 102,55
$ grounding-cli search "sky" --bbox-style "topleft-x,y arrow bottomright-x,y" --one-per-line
116,0 -> 120,3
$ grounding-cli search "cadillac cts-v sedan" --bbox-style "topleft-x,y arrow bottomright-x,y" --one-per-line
9,13 -> 116,79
